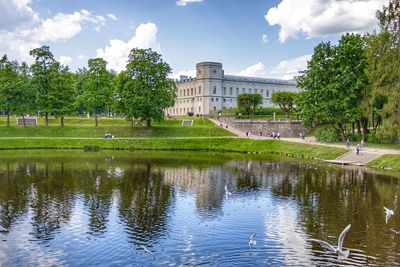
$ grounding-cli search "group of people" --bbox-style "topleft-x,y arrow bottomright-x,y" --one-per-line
267,131 -> 281,139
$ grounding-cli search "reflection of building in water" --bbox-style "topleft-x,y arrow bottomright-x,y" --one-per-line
163,167 -> 227,213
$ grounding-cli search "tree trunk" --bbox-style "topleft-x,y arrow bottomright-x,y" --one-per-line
357,121 -> 361,136
146,119 -> 151,128
95,113 -> 98,127
61,116 -> 64,127
45,113 -> 49,126
6,112 -> 10,127
337,122 -> 347,142
352,122 -> 355,134
22,115 -> 26,127
361,117 -> 369,141
131,118 -> 134,126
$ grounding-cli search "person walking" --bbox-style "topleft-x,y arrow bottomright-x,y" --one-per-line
356,143 -> 360,155
346,138 -> 351,148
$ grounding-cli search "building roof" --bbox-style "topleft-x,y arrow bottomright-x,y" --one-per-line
223,75 -> 297,86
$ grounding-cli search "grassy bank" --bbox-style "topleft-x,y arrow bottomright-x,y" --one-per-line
368,155 -> 400,171
0,117 -> 233,138
0,138 -> 347,160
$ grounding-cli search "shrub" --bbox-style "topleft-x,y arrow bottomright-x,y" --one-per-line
187,112 -> 194,117
314,127 -> 341,142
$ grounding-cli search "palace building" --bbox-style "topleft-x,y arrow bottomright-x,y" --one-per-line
166,62 -> 299,116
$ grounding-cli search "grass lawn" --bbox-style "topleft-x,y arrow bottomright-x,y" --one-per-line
368,155 -> 400,171
0,116 -> 233,138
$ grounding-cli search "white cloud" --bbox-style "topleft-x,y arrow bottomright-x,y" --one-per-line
59,56 -> 72,66
235,62 -> 267,77
233,55 -> 311,80
107,13 -> 117,21
77,54 -> 86,60
170,69 -> 196,80
262,34 -> 268,44
96,23 -> 160,72
0,0 -> 38,30
268,54 -> 311,80
0,6 -> 107,63
265,0 -> 388,42
176,0 -> 203,6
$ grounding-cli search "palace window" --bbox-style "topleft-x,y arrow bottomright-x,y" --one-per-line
213,86 -> 217,94
236,88 -> 239,95
199,86 -> 201,94
223,87 -> 226,95
229,87 -> 233,95
266,90 -> 269,97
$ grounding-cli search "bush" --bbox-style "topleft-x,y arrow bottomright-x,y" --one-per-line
187,112 -> 194,117
314,127 -> 341,142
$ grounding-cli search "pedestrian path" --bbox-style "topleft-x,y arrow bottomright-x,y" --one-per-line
210,118 -> 399,165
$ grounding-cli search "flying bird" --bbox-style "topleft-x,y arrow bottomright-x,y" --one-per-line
391,229 -> 400,235
384,207 -> 395,224
248,234 -> 256,248
141,245 -> 157,261
311,224 -> 352,260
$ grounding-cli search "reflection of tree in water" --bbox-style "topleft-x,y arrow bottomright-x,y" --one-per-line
81,163 -> 114,235
29,161 -> 75,241
0,163 -> 31,232
118,162 -> 174,244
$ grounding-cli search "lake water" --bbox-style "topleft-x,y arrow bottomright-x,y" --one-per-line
0,150 -> 399,266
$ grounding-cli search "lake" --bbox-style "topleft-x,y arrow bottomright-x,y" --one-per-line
0,150 -> 399,266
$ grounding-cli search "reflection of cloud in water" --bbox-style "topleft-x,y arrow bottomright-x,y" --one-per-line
264,199 -> 311,265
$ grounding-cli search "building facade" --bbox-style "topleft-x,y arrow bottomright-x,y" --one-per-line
166,62 -> 299,117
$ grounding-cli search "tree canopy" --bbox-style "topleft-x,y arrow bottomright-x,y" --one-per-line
271,91 -> 298,117
297,34 -> 368,141
237,93 -> 263,116
122,48 -> 177,127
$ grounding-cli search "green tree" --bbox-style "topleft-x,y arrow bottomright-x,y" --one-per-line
0,56 -> 34,126
30,46 -> 57,126
124,48 -> 177,127
114,71 -> 138,125
83,58 -> 113,127
271,91 -> 298,117
297,34 -> 368,141
365,0 -> 400,139
50,64 -> 76,126
237,93 -> 263,116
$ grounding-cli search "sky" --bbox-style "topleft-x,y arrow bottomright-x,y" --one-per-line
0,0 -> 389,80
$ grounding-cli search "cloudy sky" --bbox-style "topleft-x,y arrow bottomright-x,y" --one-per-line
0,0 -> 388,79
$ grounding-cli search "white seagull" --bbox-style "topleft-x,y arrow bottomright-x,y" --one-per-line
384,207 -> 395,224
311,224 -> 352,260
248,234 -> 256,248
141,245 -> 157,261
391,229 -> 400,235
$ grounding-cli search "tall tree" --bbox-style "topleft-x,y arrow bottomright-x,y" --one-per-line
237,93 -> 263,116
365,0 -> 400,139
297,34 -> 368,141
50,64 -> 76,126
114,71 -> 137,125
271,91 -> 298,118
30,46 -> 56,126
0,56 -> 34,126
83,58 -> 113,127
124,48 -> 177,127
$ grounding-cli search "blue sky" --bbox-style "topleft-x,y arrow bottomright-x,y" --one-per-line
0,0 -> 388,79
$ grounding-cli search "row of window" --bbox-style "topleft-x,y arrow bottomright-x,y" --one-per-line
179,86 -> 202,97
212,86 -> 273,97
178,86 -> 278,98
167,107 -> 202,114
177,98 -> 203,105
